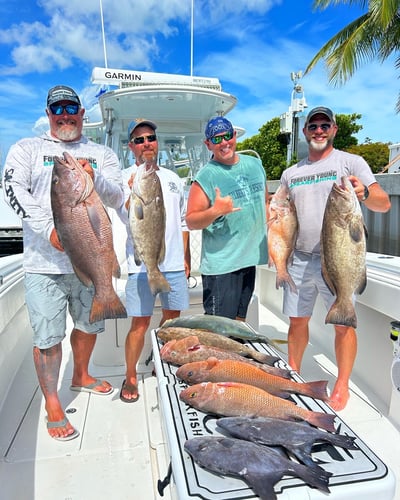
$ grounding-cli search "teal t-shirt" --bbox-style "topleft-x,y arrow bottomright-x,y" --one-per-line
195,154 -> 268,275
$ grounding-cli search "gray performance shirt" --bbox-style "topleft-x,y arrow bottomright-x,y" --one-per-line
280,148 -> 376,254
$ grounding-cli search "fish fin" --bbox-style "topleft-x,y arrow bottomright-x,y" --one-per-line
244,473 -> 278,500
158,236 -> 166,264
325,300 -> 357,328
84,200 -> 103,240
206,357 -> 221,368
89,293 -> 127,323
355,271 -> 367,295
349,218 -> 365,243
248,351 -> 280,365
72,266 -> 92,287
301,380 -> 330,401
289,461 -> 332,493
306,411 -> 336,433
148,270 -> 171,295
133,198 -> 144,220
112,254 -> 121,279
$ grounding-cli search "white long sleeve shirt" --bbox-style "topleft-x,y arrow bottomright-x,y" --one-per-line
2,132 -> 124,273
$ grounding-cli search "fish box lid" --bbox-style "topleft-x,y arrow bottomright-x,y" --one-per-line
151,329 -> 395,499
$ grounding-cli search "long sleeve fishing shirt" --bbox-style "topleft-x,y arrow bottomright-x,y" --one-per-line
2,132 -> 124,274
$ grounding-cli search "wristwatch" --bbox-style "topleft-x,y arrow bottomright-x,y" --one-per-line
361,185 -> 369,202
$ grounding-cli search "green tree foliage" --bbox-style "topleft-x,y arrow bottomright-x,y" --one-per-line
306,0 -> 400,111
344,142 -> 390,173
237,113 -> 383,179
333,113 -> 362,150
236,117 -> 288,180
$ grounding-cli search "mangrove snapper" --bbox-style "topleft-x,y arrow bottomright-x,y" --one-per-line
51,152 -> 126,323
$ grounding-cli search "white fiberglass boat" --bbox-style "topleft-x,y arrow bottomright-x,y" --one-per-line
0,68 -> 399,500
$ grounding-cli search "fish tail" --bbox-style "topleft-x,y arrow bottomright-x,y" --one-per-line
300,380 -> 330,401
328,433 -> 357,450
306,411 -> 336,433
325,300 -> 357,328
292,462 -> 332,493
89,294 -> 127,323
148,271 -> 171,296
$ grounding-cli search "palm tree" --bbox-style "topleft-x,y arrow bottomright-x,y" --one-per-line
305,0 -> 400,110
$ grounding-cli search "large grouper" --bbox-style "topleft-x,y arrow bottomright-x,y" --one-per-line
129,161 -> 170,295
320,176 -> 367,328
51,152 -> 126,323
184,436 -> 332,500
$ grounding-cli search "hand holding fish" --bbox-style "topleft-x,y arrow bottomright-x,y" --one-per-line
213,187 -> 241,217
49,227 -> 64,252
78,159 -> 94,180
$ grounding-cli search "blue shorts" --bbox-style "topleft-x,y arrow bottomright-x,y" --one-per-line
283,251 -> 342,318
24,273 -> 104,349
125,271 -> 189,317
202,266 -> 256,320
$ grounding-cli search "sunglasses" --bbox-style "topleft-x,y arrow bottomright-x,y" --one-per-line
131,134 -> 157,145
49,104 -> 80,115
307,123 -> 332,132
209,131 -> 234,144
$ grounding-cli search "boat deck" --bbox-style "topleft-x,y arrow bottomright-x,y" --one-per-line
0,300 -> 399,500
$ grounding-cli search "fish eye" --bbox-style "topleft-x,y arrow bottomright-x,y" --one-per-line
189,391 -> 197,398
187,371 -> 193,377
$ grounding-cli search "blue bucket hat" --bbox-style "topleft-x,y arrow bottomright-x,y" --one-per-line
205,116 -> 234,139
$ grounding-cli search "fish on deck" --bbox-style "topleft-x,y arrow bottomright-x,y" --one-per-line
162,313 -> 287,351
217,416 -> 357,468
160,336 -> 292,379
51,152 -> 126,323
176,358 -> 329,401
184,436 -> 332,500
180,381 -> 336,432
157,326 -> 279,365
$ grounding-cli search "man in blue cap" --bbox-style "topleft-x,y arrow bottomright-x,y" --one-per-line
186,116 -> 269,321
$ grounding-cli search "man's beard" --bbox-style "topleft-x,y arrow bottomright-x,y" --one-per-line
309,137 -> 333,152
55,123 -> 80,142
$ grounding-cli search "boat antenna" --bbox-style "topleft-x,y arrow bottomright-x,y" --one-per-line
99,0 -> 108,68
190,0 -> 194,76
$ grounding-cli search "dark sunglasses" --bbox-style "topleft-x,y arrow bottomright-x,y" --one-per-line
307,123 -> 332,132
131,134 -> 157,145
209,131 -> 234,144
49,103 -> 80,115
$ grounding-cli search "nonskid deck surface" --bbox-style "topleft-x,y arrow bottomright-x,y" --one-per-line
0,303 -> 399,500
0,346 -> 170,500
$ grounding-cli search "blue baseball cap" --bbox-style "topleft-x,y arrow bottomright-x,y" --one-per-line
205,116 -> 234,140
128,119 -> 157,140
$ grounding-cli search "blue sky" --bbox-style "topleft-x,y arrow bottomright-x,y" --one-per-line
0,0 -> 398,164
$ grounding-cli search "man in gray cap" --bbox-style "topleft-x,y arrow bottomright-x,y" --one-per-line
2,85 -> 124,440
278,106 -> 391,411
117,119 -> 190,403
